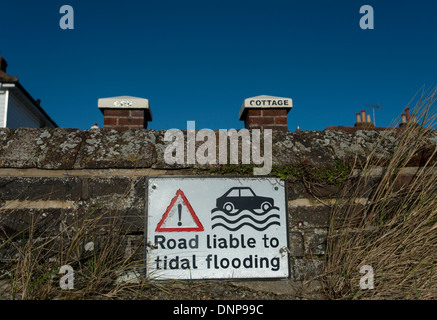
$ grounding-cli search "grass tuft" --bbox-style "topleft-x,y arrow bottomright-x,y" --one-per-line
323,87 -> 437,299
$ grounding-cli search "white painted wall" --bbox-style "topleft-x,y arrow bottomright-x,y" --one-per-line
0,90 -> 7,127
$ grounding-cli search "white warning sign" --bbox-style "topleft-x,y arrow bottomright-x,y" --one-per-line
145,176 -> 290,280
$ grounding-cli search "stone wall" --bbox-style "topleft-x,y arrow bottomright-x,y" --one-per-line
0,127 -> 436,297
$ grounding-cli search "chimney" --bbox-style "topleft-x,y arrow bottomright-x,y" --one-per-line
0,57 -> 8,72
98,96 -> 152,130
355,110 -> 374,127
401,113 -> 407,125
239,95 -> 293,131
366,114 -> 372,123
405,108 -> 410,121
361,110 -> 366,123
355,112 -> 362,124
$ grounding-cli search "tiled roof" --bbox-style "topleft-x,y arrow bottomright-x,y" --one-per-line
0,70 -> 18,83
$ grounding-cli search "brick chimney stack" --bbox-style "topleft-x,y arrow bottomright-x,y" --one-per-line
239,95 -> 293,131
399,108 -> 414,127
0,57 -> 18,82
0,57 -> 8,72
98,96 -> 152,130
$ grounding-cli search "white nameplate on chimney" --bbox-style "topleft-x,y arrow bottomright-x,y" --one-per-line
239,95 -> 293,119
97,95 -> 152,120
98,96 -> 149,110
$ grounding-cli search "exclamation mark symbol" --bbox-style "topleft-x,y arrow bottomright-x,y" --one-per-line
177,203 -> 182,226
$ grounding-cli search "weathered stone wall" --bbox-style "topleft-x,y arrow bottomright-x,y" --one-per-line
0,127 -> 436,296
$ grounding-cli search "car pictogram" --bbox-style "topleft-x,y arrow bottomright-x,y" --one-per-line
216,187 -> 274,213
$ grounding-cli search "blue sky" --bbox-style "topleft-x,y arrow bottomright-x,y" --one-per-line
1,0 -> 436,131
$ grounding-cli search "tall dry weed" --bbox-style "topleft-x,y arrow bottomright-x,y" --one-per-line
324,88 -> 437,299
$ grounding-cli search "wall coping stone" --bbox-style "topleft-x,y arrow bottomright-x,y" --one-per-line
0,128 -> 435,170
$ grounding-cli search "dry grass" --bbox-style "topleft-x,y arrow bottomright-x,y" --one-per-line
323,87 -> 437,299
0,182 -> 146,300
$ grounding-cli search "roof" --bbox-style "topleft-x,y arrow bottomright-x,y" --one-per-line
0,63 -> 58,128
0,70 -> 18,83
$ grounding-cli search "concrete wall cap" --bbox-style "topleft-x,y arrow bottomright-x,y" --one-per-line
98,96 -> 152,120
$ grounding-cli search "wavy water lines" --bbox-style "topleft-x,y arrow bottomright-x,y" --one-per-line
211,206 -> 281,231
212,213 -> 280,225
212,221 -> 281,231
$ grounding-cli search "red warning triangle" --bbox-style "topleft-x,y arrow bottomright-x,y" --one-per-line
155,189 -> 204,232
